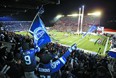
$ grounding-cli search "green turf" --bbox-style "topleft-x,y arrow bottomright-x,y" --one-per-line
15,31 -> 32,37
15,30 -> 111,54
48,30 -> 111,54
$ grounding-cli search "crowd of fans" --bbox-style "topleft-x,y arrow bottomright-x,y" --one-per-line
111,34 -> 116,48
52,16 -> 100,32
52,17 -> 79,32
0,29 -> 116,78
0,21 -> 31,32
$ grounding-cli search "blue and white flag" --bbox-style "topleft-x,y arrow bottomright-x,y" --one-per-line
29,14 -> 51,48
108,48 -> 116,58
83,25 -> 97,38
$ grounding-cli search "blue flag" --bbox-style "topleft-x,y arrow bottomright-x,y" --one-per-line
83,25 -> 97,37
29,14 -> 51,48
108,48 -> 116,58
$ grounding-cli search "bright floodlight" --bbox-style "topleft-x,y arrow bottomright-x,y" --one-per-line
88,11 -> 101,16
53,14 -> 64,22
82,5 -> 84,8
56,14 -> 64,19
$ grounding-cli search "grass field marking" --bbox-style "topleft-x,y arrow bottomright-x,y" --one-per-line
90,39 -> 97,42
17,30 -> 110,55
77,36 -> 89,46
62,36 -> 81,45
78,39 -> 89,49
103,37 -> 110,54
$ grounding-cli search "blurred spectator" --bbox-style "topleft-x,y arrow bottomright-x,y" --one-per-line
20,42 -> 40,78
0,29 -> 115,78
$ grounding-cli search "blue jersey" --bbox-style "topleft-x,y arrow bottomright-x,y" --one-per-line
37,63 -> 51,78
20,48 -> 39,72
37,49 -> 72,77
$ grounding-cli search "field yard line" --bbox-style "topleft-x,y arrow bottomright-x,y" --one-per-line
103,37 -> 109,54
63,35 -> 87,45
57,35 -> 71,41
60,39 -> 70,42
64,37 -> 80,44
64,37 -> 83,45
78,39 -> 88,47
77,38 -> 88,46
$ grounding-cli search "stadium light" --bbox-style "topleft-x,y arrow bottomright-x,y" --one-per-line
56,14 -> 64,19
87,11 -> 102,27
53,14 -> 64,22
87,11 -> 102,16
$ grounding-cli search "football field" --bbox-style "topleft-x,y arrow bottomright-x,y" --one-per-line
48,30 -> 111,54
15,30 -> 111,54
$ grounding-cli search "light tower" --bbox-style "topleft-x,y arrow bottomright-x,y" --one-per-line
77,8 -> 81,34
80,5 -> 85,34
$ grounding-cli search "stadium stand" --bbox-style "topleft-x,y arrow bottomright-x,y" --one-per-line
52,16 -> 100,33
0,29 -> 116,78
0,21 -> 31,32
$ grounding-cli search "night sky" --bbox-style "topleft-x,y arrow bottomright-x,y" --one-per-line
41,0 -> 116,29
0,0 -> 116,29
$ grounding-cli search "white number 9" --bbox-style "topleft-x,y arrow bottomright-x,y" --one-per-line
24,55 -> 31,65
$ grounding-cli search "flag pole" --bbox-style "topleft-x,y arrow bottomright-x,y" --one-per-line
29,5 -> 44,34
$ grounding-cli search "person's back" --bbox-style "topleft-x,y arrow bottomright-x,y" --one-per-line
36,44 -> 77,78
37,63 -> 51,78
20,42 -> 40,78
21,49 -> 37,72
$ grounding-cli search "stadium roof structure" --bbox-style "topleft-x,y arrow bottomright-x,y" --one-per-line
0,0 -> 58,17
0,0 -> 116,29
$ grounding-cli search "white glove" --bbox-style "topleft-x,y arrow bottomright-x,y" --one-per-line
35,46 -> 40,52
68,43 -> 77,52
